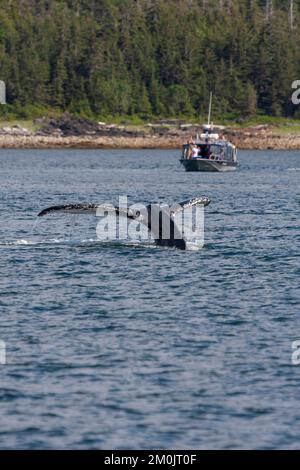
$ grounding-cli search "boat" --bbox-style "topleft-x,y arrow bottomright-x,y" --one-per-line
180,94 -> 238,172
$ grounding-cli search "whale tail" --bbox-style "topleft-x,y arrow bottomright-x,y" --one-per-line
38,197 -> 211,250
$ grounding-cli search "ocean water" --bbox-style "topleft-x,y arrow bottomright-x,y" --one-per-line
0,148 -> 299,450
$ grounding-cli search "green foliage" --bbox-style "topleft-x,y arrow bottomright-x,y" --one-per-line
0,0 -> 299,119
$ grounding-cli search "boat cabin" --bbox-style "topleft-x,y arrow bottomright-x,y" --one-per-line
182,140 -> 237,163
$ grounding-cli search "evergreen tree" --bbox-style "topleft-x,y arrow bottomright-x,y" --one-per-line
0,0 -> 299,119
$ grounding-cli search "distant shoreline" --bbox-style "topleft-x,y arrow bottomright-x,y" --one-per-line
0,117 -> 300,150
0,133 -> 300,150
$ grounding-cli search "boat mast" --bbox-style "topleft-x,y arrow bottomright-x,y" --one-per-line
207,91 -> 213,126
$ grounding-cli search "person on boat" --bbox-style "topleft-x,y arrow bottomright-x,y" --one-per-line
185,144 -> 192,159
191,145 -> 199,159
201,145 -> 210,159
185,137 -> 195,159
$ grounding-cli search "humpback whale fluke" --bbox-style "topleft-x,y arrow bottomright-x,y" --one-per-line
38,197 -> 211,250
38,203 -> 102,218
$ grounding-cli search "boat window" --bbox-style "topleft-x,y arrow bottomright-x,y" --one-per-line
225,146 -> 233,161
209,144 -> 226,160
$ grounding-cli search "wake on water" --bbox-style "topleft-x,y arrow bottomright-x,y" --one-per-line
0,237 -> 164,250
0,236 -> 203,251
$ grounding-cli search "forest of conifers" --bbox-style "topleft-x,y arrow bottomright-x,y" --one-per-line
0,0 -> 299,120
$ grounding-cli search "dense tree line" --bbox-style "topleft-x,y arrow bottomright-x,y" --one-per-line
0,0 -> 299,119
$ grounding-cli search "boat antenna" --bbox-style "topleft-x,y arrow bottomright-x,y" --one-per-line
207,91 -> 213,126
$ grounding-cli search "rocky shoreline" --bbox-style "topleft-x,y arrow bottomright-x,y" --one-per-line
0,116 -> 299,150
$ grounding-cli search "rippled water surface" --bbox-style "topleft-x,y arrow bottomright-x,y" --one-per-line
0,149 -> 299,449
